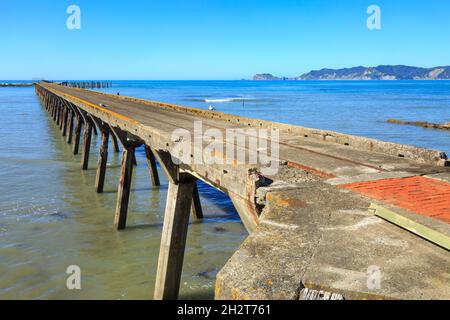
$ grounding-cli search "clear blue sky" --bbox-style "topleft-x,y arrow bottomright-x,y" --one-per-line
1,0 -> 449,80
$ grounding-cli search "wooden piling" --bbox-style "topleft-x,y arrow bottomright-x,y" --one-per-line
191,183 -> 204,220
50,97 -> 54,117
111,128 -> 143,230
81,120 -> 93,170
62,107 -> 68,136
58,104 -> 63,128
132,152 -> 137,167
145,146 -> 160,186
55,103 -> 60,123
111,131 -> 120,153
92,124 -> 98,136
92,117 -> 110,194
66,109 -> 74,144
154,173 -> 197,300
73,114 -> 83,155
114,146 -> 136,230
59,106 -> 65,131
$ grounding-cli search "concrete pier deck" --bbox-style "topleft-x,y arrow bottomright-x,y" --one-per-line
35,82 -> 450,300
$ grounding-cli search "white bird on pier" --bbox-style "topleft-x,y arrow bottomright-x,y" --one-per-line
208,105 -> 216,111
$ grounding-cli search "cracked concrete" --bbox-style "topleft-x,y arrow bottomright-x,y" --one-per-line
216,183 -> 450,300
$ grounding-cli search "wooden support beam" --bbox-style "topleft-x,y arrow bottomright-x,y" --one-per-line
59,104 -> 65,130
62,106 -> 69,136
66,108 -> 74,144
77,108 -> 94,170
153,150 -> 179,184
57,102 -> 63,127
152,149 -> 202,220
132,152 -> 137,167
52,100 -> 57,120
81,120 -> 93,170
154,173 -> 197,300
73,113 -> 83,155
110,129 -> 120,153
114,146 -> 136,230
92,124 -> 98,136
91,116 -> 110,194
111,127 -> 144,230
145,146 -> 160,186
50,98 -> 54,117
96,129 -> 110,193
52,99 -> 57,121
54,102 -> 59,123
191,182 -> 204,220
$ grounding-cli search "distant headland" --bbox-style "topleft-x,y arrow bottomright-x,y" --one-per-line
253,65 -> 450,80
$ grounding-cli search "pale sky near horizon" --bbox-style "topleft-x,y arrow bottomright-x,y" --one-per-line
1,0 -> 449,80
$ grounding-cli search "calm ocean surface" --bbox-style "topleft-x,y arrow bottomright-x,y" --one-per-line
1,80 -> 449,299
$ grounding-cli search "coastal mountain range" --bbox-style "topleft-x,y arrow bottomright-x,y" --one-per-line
253,65 -> 450,80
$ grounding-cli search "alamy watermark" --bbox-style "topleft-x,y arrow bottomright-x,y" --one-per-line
66,265 -> 81,290
367,5 -> 382,30
367,265 -> 382,290
66,5 -> 81,30
170,121 -> 280,176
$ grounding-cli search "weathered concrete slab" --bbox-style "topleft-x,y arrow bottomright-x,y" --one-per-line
216,183 -> 450,300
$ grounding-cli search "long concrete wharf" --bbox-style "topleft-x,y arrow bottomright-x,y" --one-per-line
35,82 -> 450,300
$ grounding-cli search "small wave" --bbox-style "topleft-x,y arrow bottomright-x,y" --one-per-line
204,97 -> 254,103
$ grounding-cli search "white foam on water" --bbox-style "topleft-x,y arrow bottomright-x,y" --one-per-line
204,97 -> 253,103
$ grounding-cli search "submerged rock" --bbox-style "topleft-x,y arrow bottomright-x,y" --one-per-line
387,119 -> 450,130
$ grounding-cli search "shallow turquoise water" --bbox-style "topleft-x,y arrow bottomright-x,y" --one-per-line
0,80 -> 449,299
